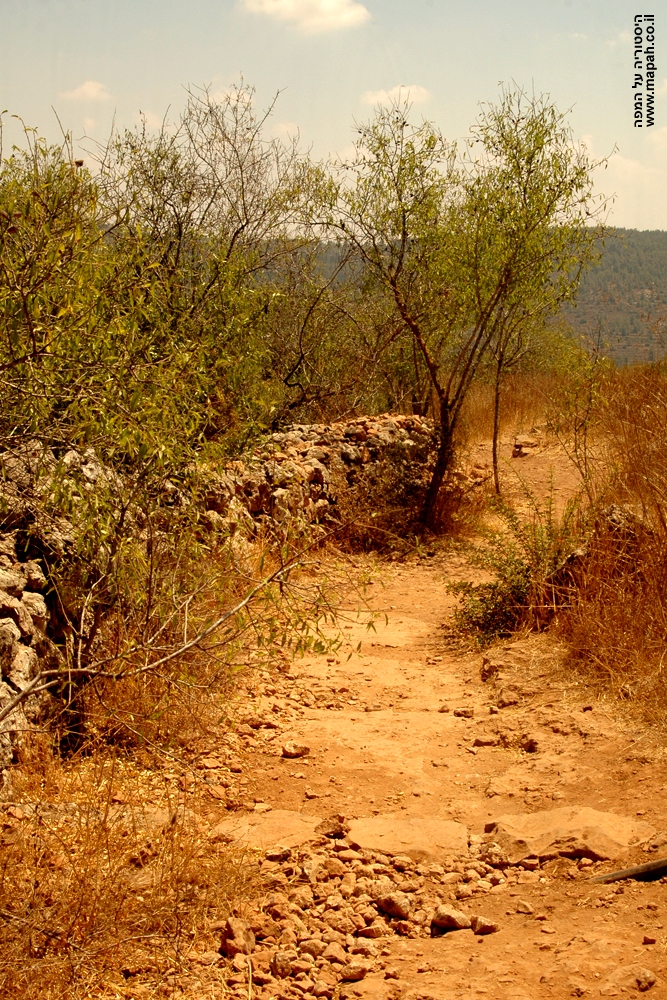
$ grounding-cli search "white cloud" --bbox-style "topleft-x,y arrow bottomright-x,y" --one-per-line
59,80 -> 111,102
568,32 -> 587,40
240,0 -> 370,33
597,151 -> 667,230
362,84 -> 431,106
605,29 -> 631,48
83,117 -> 96,132
271,121 -> 300,141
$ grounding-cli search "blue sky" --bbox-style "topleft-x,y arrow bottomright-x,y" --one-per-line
2,0 -> 666,228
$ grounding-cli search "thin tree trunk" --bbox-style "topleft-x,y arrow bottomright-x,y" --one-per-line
492,358 -> 502,495
420,400 -> 454,529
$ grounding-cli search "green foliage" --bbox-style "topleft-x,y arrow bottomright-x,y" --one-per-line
449,488 -> 586,646
0,82 -> 607,677
326,85 -> 608,525
449,546 -> 531,646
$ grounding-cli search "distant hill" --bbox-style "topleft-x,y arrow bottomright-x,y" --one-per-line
564,229 -> 667,365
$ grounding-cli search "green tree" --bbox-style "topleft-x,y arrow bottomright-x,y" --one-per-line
328,86 -> 608,528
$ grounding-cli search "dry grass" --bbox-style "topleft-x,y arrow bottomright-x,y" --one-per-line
556,364 -> 667,717
0,744 -> 260,999
0,524 -> 352,998
459,372 -> 560,447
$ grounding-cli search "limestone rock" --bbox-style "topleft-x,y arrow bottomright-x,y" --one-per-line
431,905 -> 471,931
0,591 -> 34,638
347,814 -> 468,861
8,645 -> 38,690
376,892 -> 411,920
484,806 -> 655,863
0,569 -> 25,597
21,592 -> 48,632
470,914 -> 499,935
222,917 -> 255,957
0,620 -> 19,676
19,560 -> 47,591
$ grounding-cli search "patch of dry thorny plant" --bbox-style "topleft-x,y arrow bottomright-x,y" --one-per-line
0,746 -> 260,999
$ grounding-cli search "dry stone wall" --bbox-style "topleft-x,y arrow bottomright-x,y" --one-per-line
0,416 -> 438,768
201,415 -> 436,531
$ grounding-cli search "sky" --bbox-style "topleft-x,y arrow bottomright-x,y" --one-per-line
1,0 -> 666,230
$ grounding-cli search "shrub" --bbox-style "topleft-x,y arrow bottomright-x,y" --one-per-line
449,489 -> 586,646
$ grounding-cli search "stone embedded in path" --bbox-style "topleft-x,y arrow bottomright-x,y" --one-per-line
484,806 -> 655,863
282,740 -> 310,758
347,814 -> 468,861
209,808 -> 322,850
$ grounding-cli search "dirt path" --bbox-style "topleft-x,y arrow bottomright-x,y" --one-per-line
200,445 -> 667,1000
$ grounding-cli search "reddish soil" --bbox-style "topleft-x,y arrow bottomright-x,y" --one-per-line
208,441 -> 667,999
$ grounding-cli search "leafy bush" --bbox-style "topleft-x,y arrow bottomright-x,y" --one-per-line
449,489 -> 586,646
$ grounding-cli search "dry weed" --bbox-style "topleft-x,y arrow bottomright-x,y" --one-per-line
460,372 -> 559,445
556,364 -> 667,719
0,749 -> 260,999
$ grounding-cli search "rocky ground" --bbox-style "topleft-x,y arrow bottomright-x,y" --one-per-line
3,437 -> 666,999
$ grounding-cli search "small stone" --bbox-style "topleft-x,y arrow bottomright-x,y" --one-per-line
270,951 -> 293,978
431,905 -> 471,931
357,921 -> 388,939
301,939 -> 327,959
376,892 -> 411,920
322,942 -> 347,964
232,953 -> 251,973
349,941 -> 376,957
223,917 -> 255,957
453,707 -> 474,718
643,935 -> 657,945
337,849 -> 361,862
282,741 -> 310,759
497,688 -> 520,708
292,958 -> 316,974
384,968 -> 400,980
516,900 -> 534,914
340,959 -> 370,982
438,705 -> 450,713
315,815 -> 349,839
470,914 -> 500,935
265,845 -> 291,862
480,657 -> 503,682
323,857 -> 347,877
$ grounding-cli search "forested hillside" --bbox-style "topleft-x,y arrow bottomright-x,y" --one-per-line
566,229 -> 667,364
